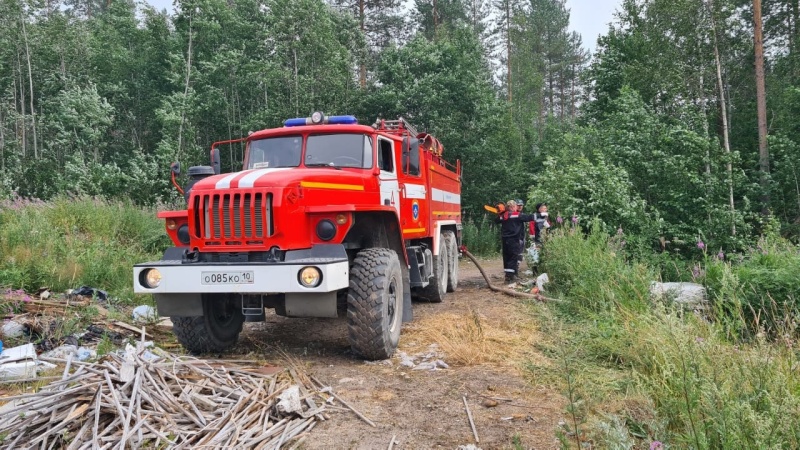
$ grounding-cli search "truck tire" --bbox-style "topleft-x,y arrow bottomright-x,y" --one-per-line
171,294 -> 245,354
347,248 -> 404,360
444,230 -> 459,292
420,233 -> 449,302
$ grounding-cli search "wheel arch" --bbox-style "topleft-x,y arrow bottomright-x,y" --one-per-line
344,211 -> 412,322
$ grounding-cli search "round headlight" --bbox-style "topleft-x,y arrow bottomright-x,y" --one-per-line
141,268 -> 162,288
311,111 -> 324,124
316,219 -> 337,241
166,219 -> 178,230
335,213 -> 348,225
177,224 -> 190,245
298,266 -> 322,287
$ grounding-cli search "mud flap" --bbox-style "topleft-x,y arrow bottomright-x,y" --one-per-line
402,272 -> 413,322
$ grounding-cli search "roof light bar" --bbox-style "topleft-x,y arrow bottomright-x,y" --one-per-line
283,114 -> 359,127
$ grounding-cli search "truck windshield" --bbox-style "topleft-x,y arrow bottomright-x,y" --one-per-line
247,136 -> 303,169
305,134 -> 373,169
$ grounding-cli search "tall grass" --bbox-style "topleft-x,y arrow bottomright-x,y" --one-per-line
0,196 -> 167,302
531,222 -> 800,448
462,216 -> 500,256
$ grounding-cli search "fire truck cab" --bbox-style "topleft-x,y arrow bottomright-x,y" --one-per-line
133,113 -> 462,360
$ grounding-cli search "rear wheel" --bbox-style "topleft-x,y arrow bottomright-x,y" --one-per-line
172,294 -> 245,354
444,230 -> 459,292
420,233 -> 448,302
347,248 -> 404,360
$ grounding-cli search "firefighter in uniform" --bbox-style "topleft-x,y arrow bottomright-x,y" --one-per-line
495,200 -> 535,283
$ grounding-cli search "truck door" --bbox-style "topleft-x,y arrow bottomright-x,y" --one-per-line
398,137 -> 427,237
377,136 -> 400,217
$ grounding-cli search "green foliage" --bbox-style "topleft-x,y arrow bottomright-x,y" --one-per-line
461,216 -> 500,256
704,229 -> 800,340
533,230 -> 800,449
0,196 -> 167,302
540,222 -> 653,316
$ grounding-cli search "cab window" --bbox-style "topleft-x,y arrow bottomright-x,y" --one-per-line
247,136 -> 302,169
305,134 -> 373,168
378,138 -> 394,172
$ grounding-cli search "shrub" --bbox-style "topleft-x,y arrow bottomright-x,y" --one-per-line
462,216 -> 500,256
0,195 -> 167,302
531,225 -> 800,449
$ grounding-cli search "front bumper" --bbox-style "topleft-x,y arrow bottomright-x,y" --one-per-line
133,245 -> 349,294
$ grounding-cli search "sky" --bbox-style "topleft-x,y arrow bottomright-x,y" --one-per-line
143,0 -> 622,54
565,0 -> 621,54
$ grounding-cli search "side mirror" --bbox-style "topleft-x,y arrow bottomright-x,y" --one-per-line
211,147 -> 221,175
170,161 -> 181,176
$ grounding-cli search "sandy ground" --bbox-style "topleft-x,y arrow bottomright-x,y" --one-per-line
231,257 -> 565,450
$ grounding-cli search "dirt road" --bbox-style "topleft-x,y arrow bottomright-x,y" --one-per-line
234,257 -> 564,449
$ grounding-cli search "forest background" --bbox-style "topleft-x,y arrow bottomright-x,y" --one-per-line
5,1 -> 800,447
4,0 -> 800,258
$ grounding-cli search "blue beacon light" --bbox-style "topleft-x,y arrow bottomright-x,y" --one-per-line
283,114 -> 358,127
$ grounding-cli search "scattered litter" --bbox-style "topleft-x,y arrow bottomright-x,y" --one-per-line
458,445 -> 483,450
0,343 -> 36,363
435,360 -> 449,369
1,320 -> 25,339
398,352 -> 415,368
412,362 -> 436,371
2,347 -> 334,447
132,305 -> 158,322
535,273 -> 549,291
0,360 -> 36,380
0,343 -> 38,381
363,359 -> 392,366
75,346 -> 95,361
277,385 -> 303,414
69,285 -> 108,302
650,282 -> 707,309
41,344 -> 78,360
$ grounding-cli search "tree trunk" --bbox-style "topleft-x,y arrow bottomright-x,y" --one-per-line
708,0 -> 736,235
358,0 -> 366,88
506,0 -> 511,102
21,6 -> 37,160
16,51 -> 26,158
433,0 -> 437,35
754,0 -> 770,215
792,0 -> 799,77
177,15 -> 194,160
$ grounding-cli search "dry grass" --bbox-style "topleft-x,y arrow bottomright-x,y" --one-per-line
401,297 -> 546,368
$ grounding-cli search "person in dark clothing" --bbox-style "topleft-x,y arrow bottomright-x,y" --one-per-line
495,200 -> 535,282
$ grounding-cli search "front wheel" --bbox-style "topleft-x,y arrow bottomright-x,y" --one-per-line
171,294 -> 245,354
347,248 -> 404,360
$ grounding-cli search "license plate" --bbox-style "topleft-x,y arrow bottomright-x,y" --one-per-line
201,271 -> 255,285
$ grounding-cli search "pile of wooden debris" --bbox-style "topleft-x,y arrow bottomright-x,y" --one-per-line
0,345 -> 336,449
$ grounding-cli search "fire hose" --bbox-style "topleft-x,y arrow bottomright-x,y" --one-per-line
460,247 -> 555,302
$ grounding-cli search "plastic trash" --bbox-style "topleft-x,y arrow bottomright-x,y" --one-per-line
76,347 -> 95,361
535,273 -> 550,291
132,305 -> 158,322
1,320 -> 26,339
527,244 -> 540,263
0,343 -> 37,381
71,286 -> 108,302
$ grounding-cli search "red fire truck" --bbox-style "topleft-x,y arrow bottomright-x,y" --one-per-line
133,112 -> 462,359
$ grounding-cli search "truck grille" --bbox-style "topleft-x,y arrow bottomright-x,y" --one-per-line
192,192 -> 273,243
